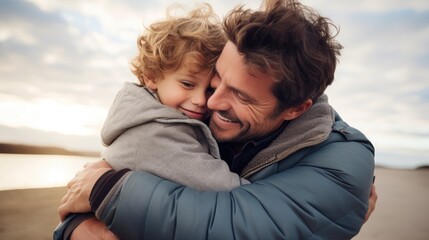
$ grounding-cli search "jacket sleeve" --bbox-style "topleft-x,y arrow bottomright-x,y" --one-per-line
53,213 -> 94,240
96,130 -> 374,240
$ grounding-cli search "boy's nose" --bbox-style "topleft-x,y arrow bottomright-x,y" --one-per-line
192,92 -> 207,107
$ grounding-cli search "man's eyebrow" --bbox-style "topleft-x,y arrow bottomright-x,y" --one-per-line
214,65 -> 254,102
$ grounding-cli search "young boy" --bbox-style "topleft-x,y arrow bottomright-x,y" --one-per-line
54,7 -> 249,239
100,4 -> 248,191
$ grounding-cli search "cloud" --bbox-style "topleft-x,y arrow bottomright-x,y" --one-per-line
0,0 -> 133,107
0,0 -> 428,165
303,0 -> 429,13
0,0 -> 259,105
322,6 -> 429,156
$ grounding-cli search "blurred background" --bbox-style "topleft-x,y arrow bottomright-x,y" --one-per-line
1,0 -> 428,168
0,0 -> 428,239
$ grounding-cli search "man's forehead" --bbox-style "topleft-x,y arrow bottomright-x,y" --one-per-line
216,49 -> 274,101
219,42 -> 272,75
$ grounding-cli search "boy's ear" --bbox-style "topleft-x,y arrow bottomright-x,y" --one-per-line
282,99 -> 313,121
144,78 -> 158,91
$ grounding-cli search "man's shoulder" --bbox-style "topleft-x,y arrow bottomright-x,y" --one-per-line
276,118 -> 374,172
330,119 -> 374,150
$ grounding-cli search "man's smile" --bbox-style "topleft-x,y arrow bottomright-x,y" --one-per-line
212,111 -> 241,125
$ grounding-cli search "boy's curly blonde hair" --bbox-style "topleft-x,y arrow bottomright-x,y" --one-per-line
131,3 -> 226,85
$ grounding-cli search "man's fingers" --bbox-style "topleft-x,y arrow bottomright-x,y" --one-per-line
84,160 -> 109,170
364,184 -> 377,223
371,184 -> 378,201
60,190 -> 69,205
66,179 -> 73,189
57,165 -> 110,222
58,203 -> 69,221
59,189 -> 74,221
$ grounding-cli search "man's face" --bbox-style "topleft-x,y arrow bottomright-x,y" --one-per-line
207,41 -> 288,143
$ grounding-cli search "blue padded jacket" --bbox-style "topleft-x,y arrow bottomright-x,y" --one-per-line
95,95 -> 375,240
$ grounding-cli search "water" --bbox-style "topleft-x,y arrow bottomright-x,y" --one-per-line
0,153 -> 99,190
1,152 -> 428,191
375,151 -> 429,169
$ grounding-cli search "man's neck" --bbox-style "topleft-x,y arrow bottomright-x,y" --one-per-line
229,142 -> 245,155
225,121 -> 289,155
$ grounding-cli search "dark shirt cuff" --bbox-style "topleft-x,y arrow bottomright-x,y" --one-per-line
89,169 -> 130,212
63,213 -> 94,240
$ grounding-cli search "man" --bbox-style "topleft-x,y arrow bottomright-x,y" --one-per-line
57,0 -> 376,239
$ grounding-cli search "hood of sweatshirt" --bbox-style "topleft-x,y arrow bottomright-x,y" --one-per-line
101,82 -> 199,146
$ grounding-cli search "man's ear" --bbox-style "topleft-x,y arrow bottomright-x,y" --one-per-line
282,99 -> 313,120
144,78 -> 158,91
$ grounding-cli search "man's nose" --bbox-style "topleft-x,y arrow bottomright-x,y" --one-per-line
207,83 -> 228,111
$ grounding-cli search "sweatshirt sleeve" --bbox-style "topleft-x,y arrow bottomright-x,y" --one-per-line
103,119 -> 249,191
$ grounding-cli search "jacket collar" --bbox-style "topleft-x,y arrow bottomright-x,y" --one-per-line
241,94 -> 335,178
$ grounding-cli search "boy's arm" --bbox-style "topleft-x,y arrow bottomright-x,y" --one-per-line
104,121 -> 249,191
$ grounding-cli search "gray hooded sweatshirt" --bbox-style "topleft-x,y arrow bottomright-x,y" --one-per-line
101,82 -> 248,191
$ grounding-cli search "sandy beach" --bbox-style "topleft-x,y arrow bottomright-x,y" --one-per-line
0,186 -> 67,240
0,167 -> 428,240
354,167 -> 429,240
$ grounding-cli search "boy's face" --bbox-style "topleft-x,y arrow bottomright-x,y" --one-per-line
149,63 -> 212,121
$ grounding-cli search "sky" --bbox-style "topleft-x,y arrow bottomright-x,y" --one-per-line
0,0 -> 428,168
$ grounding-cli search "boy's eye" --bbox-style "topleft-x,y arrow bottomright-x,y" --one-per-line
180,81 -> 194,89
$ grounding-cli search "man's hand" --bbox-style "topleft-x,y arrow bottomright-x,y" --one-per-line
364,184 -> 378,223
70,217 -> 118,240
58,160 -> 113,221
